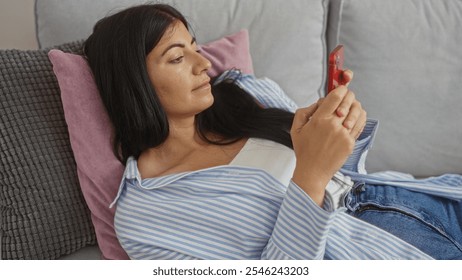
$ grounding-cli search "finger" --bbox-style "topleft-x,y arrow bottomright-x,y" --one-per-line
343,101 -> 362,130
316,86 -> 349,116
335,90 -> 355,117
291,103 -> 319,132
342,69 -> 354,86
350,109 -> 367,139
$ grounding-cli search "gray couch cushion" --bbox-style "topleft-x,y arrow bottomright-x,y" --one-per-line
0,41 -> 97,259
327,0 -> 462,177
35,0 -> 329,107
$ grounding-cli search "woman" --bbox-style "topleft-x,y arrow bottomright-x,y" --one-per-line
84,4 -> 462,259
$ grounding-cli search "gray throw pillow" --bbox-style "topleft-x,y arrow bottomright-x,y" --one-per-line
0,41 -> 96,259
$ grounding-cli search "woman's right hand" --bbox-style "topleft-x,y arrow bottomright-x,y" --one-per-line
290,85 -> 366,206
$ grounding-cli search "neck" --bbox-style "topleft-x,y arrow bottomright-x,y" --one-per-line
169,120 -> 204,146
152,116 -> 208,157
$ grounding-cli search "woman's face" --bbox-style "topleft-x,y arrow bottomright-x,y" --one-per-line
146,20 -> 213,121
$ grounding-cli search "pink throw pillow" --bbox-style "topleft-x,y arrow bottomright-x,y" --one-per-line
200,29 -> 253,77
48,29 -> 253,260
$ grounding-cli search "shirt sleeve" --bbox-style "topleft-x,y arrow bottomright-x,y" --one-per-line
341,119 -> 379,174
260,180 -> 433,260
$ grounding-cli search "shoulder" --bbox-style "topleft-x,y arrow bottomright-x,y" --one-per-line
214,69 -> 280,90
214,70 -> 298,112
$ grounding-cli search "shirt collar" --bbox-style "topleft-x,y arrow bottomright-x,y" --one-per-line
123,156 -> 142,181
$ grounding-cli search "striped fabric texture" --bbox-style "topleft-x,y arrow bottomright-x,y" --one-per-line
111,70 -> 461,259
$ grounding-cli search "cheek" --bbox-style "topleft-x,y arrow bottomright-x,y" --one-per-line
151,68 -> 187,99
153,75 -> 192,113
151,65 -> 177,87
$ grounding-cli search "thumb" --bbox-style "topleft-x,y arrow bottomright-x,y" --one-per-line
291,103 -> 318,133
342,69 -> 354,86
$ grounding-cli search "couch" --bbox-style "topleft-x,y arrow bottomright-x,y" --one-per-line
1,0 -> 461,260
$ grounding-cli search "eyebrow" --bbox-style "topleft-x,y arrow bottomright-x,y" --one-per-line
161,37 -> 196,56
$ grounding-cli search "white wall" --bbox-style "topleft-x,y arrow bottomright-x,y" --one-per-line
0,0 -> 38,50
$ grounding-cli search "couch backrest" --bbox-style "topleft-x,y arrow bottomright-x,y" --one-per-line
35,0 -> 462,177
35,0 -> 329,108
327,0 -> 462,176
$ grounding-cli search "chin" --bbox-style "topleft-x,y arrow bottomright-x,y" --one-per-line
192,88 -> 214,113
203,94 -> 214,110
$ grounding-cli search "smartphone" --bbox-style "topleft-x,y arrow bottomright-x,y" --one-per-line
327,45 -> 345,95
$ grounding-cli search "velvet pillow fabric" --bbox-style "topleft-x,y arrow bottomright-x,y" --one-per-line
200,29 -> 253,77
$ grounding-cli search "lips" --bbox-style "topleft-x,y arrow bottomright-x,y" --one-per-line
192,78 -> 211,91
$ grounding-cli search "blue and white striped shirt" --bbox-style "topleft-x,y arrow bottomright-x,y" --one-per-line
111,70 -> 462,260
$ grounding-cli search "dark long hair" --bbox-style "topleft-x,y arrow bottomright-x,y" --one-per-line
84,4 -> 294,164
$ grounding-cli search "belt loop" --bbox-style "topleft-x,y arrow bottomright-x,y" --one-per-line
352,181 -> 366,194
343,181 -> 366,211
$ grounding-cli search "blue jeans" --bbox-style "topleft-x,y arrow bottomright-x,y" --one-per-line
344,183 -> 462,259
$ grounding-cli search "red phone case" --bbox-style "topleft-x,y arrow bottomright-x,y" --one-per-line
327,45 -> 345,95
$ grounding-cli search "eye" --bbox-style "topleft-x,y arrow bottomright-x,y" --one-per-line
169,56 -> 184,64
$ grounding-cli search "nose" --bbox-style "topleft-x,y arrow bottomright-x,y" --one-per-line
193,51 -> 212,75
